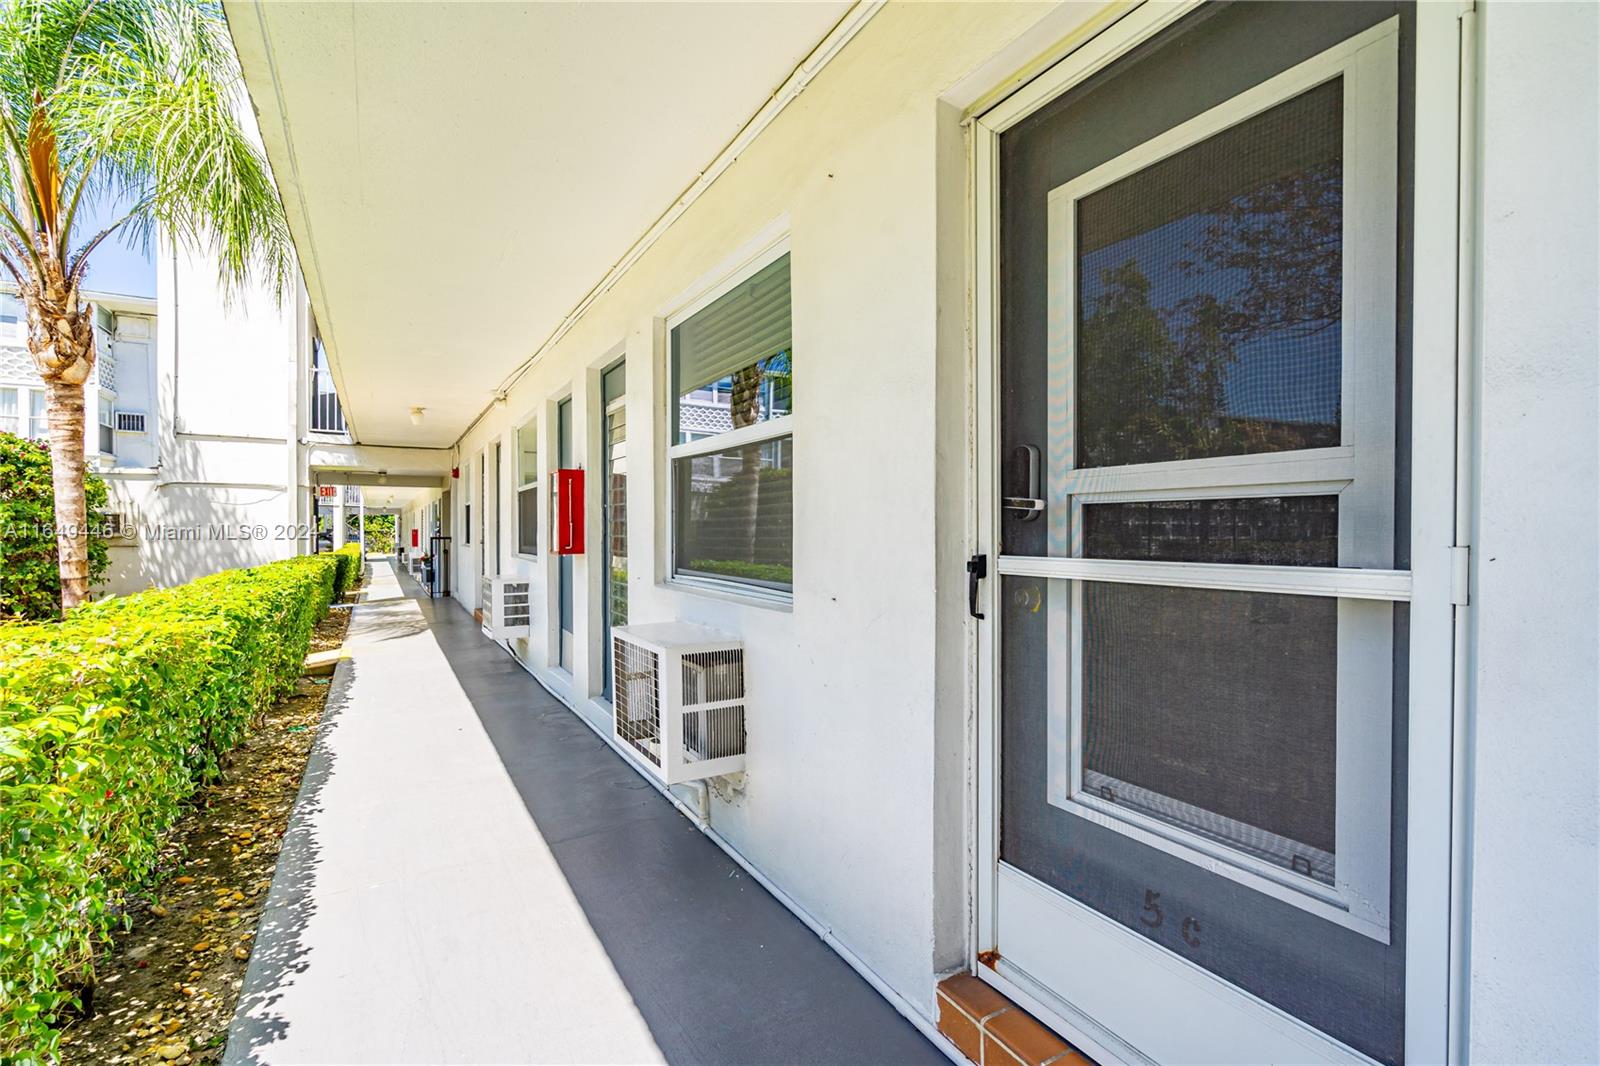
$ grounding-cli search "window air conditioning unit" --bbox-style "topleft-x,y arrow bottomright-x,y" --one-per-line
114,410 -> 147,433
480,575 -> 532,638
612,622 -> 745,784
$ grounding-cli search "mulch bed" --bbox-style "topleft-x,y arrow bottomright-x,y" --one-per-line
57,602 -> 354,1065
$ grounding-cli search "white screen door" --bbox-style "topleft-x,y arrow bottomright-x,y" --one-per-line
970,4 -> 1459,1063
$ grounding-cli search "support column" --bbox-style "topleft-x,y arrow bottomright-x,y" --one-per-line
333,496 -> 347,548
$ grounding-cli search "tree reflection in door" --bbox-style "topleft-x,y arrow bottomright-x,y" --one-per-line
1076,80 -> 1343,469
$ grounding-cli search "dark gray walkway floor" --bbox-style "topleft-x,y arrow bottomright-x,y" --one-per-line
226,560 -> 943,1065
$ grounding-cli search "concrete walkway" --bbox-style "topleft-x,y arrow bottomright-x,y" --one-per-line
225,559 -> 942,1065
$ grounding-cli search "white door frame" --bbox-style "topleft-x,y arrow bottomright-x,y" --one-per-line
967,3 -> 1472,1062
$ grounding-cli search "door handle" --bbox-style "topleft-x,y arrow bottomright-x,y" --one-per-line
1005,444 -> 1045,520
967,553 -> 987,620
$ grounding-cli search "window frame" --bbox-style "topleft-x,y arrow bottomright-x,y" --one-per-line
493,440 -> 503,576
0,292 -> 23,344
97,394 -> 115,456
515,417 -> 539,559
26,388 -> 47,441
665,238 -> 795,604
1027,30 -> 1402,942
0,386 -> 18,435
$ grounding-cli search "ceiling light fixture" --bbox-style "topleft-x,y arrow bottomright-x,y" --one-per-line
409,406 -> 425,425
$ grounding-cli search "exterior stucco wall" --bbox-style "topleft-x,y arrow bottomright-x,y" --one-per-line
100,242 -> 308,596
438,2 -> 1058,1014
276,1 -> 1600,1053
1467,4 -> 1600,1063
0,297 -> 152,468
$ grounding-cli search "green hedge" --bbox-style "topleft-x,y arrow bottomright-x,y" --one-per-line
330,543 -> 362,599
0,552 -> 341,1063
0,433 -> 111,621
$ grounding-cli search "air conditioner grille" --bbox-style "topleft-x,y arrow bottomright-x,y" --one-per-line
500,580 -> 531,628
683,704 -> 745,762
115,410 -> 146,433
615,638 -> 661,766
481,576 -> 532,637
681,649 -> 743,706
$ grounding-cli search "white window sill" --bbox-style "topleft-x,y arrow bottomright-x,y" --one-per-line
664,574 -> 793,612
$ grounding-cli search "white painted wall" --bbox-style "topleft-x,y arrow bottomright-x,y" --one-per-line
100,240 -> 308,595
432,2 -> 1057,1012
1467,4 -> 1599,1063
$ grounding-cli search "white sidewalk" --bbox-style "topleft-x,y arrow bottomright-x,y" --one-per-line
225,560 -> 663,1065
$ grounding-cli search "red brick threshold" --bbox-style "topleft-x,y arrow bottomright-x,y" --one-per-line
937,972 -> 1095,1066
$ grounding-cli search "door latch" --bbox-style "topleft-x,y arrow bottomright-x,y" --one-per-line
967,553 -> 988,620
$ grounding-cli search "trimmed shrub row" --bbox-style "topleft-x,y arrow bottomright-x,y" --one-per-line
0,433 -> 110,621
0,552 -> 343,1063
331,543 -> 362,601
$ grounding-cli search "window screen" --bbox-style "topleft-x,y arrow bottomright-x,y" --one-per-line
27,390 -> 45,440
517,422 -> 538,555
670,250 -> 795,595
606,399 -> 628,626
673,436 -> 793,591
517,489 -> 537,556
517,422 -> 538,487
1076,80 -> 1343,468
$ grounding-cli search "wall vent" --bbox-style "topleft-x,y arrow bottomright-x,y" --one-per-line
480,575 -> 532,638
114,410 -> 147,433
612,622 -> 745,784
98,511 -> 133,538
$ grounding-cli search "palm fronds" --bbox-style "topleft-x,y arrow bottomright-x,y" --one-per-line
0,0 -> 293,296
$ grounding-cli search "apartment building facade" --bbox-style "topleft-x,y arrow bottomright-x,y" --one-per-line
2,243 -> 374,595
229,3 -> 1599,1063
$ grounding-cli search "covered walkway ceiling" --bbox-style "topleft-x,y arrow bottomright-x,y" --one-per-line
225,1 -> 855,449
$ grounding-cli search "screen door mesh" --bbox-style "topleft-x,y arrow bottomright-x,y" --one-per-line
1076,79 -> 1344,468
1081,582 -> 1339,878
1083,495 -> 1339,566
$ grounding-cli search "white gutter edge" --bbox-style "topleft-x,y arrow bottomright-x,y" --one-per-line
484,621 -> 968,1066
453,0 -> 886,447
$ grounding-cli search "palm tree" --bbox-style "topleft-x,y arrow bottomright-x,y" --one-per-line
0,0 -> 291,610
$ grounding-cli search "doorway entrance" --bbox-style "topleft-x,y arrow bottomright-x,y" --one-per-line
971,4 -> 1457,1063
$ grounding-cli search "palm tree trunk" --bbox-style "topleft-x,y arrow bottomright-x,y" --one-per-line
23,259 -> 97,612
45,375 -> 90,609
